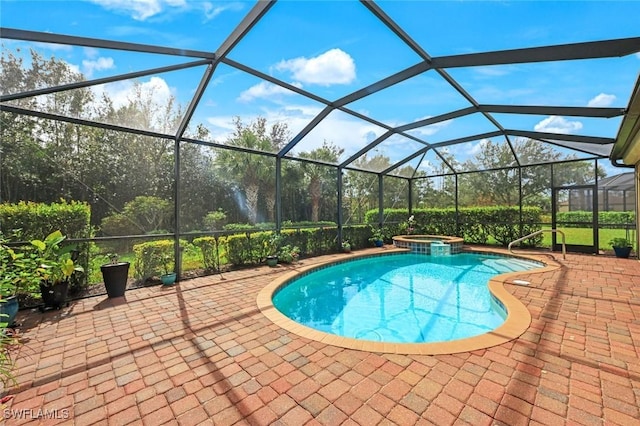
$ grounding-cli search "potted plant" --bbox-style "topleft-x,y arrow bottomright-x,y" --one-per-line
266,233 -> 281,267
100,253 -> 130,298
29,230 -> 84,311
160,254 -> 177,285
341,240 -> 352,253
609,237 -> 633,258
278,245 -> 299,264
369,227 -> 385,247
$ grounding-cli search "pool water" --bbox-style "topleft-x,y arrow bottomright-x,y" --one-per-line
272,253 -> 540,344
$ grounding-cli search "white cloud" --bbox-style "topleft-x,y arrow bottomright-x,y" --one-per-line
90,76 -> 173,119
90,0 -> 241,21
469,139 -> 491,156
237,81 -> 302,103
587,93 -> 616,107
204,103 -> 382,160
90,0 -> 168,21
82,57 -> 115,78
275,49 -> 356,86
409,116 -> 453,137
534,116 -> 583,134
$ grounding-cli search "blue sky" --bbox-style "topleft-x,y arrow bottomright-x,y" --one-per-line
1,0 -> 639,175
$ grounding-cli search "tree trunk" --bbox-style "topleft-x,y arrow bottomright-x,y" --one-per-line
265,190 -> 275,222
245,183 -> 259,224
309,177 -> 321,222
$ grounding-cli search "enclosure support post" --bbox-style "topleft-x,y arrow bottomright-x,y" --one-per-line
174,137 -> 181,281
408,178 -> 413,215
518,167 -> 523,237
337,167 -> 344,244
275,157 -> 282,233
378,174 -> 384,229
455,174 -> 459,236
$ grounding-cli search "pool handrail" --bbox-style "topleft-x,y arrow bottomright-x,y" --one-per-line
508,229 -> 566,260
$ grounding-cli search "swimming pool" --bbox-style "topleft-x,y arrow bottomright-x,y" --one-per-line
257,249 -> 550,354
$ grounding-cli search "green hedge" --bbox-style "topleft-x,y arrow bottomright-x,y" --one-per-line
133,239 -> 188,280
0,201 -> 92,292
0,200 -> 91,241
366,206 -> 543,247
557,211 -> 636,228
192,236 -> 224,271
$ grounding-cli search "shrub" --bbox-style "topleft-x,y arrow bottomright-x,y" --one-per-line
193,236 -> 224,271
0,201 -> 91,292
132,239 -> 188,280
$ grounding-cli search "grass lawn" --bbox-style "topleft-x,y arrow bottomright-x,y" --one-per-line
539,226 -> 634,251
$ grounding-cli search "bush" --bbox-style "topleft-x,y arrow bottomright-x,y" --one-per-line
0,200 -> 90,241
132,239 -> 188,280
365,206 -> 543,247
193,236 -> 224,271
0,201 -> 91,292
203,209 -> 227,231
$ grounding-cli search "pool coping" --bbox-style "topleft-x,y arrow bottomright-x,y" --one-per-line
256,246 -> 560,355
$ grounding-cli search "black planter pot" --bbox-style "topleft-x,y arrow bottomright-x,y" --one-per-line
613,246 -> 632,258
39,281 -> 69,311
101,262 -> 130,298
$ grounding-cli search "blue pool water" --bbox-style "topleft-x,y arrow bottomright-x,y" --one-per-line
272,253 -> 541,344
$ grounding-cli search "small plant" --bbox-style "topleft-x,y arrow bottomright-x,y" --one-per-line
368,227 -> 385,243
609,237 -> 632,248
29,230 -> 84,286
268,233 -> 283,257
278,245 -> 299,264
407,215 -> 416,235
161,254 -> 173,276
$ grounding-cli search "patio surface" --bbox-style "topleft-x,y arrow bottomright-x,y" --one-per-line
2,247 -> 639,425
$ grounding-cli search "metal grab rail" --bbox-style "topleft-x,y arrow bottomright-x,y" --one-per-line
508,229 -> 566,260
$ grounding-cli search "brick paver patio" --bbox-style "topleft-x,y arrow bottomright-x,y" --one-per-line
2,247 -> 639,425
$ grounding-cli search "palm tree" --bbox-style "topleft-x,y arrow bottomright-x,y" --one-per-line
215,117 -> 288,224
298,141 -> 343,222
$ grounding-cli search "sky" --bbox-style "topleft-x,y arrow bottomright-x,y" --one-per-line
1,0 -> 640,176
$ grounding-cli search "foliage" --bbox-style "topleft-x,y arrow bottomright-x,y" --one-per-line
298,141 -> 344,222
0,201 -> 91,291
215,117 -> 290,224
278,245 -> 300,264
100,196 -> 172,236
0,200 -> 91,241
28,230 -> 85,286
368,227 -> 385,243
557,211 -> 636,228
0,328 -> 20,389
609,237 -> 632,248
192,236 -> 224,271
132,239 -> 184,280
203,209 -> 227,231
365,207 -> 543,247
268,233 -> 283,257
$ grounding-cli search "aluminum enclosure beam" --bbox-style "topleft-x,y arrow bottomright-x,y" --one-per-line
507,130 -> 615,145
0,27 -> 215,59
431,37 -> 640,68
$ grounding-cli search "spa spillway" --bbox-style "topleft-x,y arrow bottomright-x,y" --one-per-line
392,234 -> 464,255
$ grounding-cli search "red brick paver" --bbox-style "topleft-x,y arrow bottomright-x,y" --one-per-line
2,248 -> 639,425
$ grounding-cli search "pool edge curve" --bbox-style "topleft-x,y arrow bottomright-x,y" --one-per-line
256,247 -> 560,355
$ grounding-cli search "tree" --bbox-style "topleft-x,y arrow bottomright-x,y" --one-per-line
298,141 -> 344,222
458,139 -> 605,209
214,117 -> 288,224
